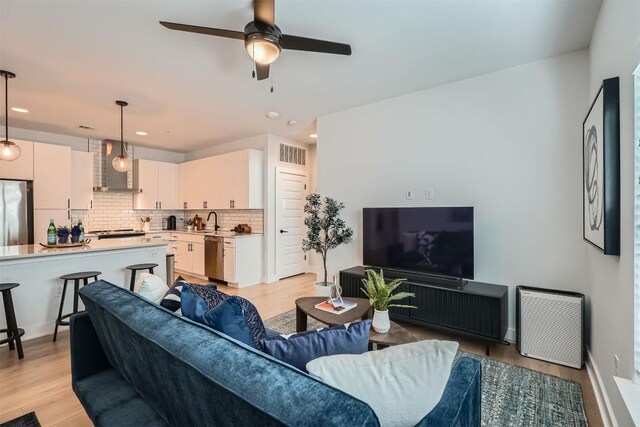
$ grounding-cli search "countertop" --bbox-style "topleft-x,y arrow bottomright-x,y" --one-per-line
145,229 -> 262,238
0,238 -> 168,261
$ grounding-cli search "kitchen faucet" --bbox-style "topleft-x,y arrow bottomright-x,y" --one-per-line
207,211 -> 220,231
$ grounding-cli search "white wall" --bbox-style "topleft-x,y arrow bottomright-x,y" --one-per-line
317,50 -> 589,341
584,1 -> 640,425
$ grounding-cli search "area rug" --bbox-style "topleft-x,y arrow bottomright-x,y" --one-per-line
0,412 -> 41,427
264,310 -> 588,427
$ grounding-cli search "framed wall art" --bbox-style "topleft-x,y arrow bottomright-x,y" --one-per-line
583,77 -> 620,255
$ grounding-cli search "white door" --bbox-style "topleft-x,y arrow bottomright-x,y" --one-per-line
70,151 -> 94,210
33,143 -> 71,209
276,170 -> 307,279
158,162 -> 179,210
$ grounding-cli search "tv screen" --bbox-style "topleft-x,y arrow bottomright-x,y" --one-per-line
362,207 -> 474,280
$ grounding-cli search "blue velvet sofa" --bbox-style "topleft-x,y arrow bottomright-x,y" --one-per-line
71,280 -> 481,426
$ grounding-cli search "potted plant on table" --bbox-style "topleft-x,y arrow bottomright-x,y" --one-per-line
70,225 -> 82,243
361,269 -> 416,333
185,218 -> 195,231
302,193 -> 354,296
56,226 -> 70,244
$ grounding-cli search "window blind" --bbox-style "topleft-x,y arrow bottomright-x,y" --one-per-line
634,69 -> 640,380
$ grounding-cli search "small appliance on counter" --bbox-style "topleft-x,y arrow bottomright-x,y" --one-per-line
167,215 -> 177,230
194,215 -> 202,230
233,224 -> 252,234
89,229 -> 146,240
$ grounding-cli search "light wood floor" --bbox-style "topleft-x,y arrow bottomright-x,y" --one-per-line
0,273 -> 602,426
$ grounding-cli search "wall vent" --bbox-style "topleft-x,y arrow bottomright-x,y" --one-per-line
279,143 -> 306,166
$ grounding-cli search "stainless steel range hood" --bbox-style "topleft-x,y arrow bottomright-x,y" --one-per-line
93,140 -> 141,193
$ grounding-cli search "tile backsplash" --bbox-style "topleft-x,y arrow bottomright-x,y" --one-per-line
70,141 -> 263,233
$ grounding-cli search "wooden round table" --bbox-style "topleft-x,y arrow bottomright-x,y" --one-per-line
295,297 -> 371,332
368,321 -> 418,349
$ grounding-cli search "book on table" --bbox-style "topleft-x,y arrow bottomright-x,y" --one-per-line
314,299 -> 358,314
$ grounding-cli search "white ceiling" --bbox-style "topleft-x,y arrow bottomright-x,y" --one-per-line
0,0 -> 601,153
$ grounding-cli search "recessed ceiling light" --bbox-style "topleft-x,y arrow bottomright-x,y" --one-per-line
309,133 -> 317,138
11,107 -> 28,113
287,120 -> 298,126
266,111 -> 280,119
136,131 -> 148,136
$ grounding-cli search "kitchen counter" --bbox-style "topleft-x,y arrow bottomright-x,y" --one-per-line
146,230 -> 262,238
0,237 -> 168,261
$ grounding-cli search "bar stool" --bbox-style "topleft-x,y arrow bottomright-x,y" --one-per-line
0,283 -> 24,359
54,271 -> 101,342
127,263 -> 158,291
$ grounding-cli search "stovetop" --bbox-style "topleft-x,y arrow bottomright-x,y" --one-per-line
88,229 -> 146,239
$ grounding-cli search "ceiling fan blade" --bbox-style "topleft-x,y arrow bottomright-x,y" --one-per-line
159,21 -> 244,40
253,0 -> 275,25
281,34 -> 351,56
255,63 -> 270,81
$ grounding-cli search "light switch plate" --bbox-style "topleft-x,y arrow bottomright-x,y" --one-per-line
425,188 -> 434,200
406,189 -> 414,200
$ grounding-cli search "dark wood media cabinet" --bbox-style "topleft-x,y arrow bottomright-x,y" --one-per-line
339,266 -> 509,355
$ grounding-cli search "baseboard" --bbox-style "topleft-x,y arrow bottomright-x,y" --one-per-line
505,327 -> 516,343
586,349 -> 617,427
0,320 -> 54,345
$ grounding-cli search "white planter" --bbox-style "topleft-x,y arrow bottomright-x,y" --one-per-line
314,282 -> 332,297
372,309 -> 390,333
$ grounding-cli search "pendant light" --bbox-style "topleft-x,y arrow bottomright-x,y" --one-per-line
112,100 -> 130,172
0,70 -> 22,161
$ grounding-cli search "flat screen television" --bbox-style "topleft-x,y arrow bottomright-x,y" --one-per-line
362,207 -> 474,280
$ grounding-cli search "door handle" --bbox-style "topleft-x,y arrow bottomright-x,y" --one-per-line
90,200 -> 93,209
159,201 -> 162,209
280,229 -> 288,234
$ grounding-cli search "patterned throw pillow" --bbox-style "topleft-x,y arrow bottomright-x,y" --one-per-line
160,277 -> 217,315
184,285 -> 267,350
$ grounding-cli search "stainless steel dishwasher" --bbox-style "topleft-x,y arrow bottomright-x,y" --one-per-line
204,236 -> 224,281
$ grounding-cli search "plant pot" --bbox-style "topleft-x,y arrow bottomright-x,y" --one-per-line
186,225 -> 194,231
372,309 -> 391,333
314,282 -> 332,297
57,235 -> 69,244
70,235 -> 80,243
143,222 -> 151,232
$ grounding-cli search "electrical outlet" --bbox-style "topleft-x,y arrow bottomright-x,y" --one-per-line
425,188 -> 434,200
614,354 -> 620,376
406,189 -> 414,200
54,285 -> 63,297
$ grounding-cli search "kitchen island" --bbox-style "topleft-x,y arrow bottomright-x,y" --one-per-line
0,238 -> 168,341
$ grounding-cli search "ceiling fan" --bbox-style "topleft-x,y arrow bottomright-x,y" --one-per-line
160,0 -> 351,81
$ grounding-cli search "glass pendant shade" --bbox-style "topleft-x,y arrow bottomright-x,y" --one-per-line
112,154 -> 130,172
1,141 -> 21,161
246,39 -> 280,64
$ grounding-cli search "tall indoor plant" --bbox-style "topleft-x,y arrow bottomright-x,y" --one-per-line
302,193 -> 354,295
361,269 -> 416,333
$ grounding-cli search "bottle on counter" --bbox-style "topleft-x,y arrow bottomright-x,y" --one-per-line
78,219 -> 85,242
47,219 -> 57,245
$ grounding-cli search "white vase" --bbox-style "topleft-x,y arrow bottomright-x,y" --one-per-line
314,282 -> 332,297
372,309 -> 390,333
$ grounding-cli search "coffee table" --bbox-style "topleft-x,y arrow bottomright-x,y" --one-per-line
295,297 -> 371,332
369,321 -> 418,349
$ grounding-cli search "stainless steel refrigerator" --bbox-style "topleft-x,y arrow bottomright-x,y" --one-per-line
0,179 -> 34,246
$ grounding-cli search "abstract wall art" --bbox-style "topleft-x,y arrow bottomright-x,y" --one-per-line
583,77 -> 620,255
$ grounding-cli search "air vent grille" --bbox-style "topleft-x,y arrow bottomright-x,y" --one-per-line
279,144 -> 306,166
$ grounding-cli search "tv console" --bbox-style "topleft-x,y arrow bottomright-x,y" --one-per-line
340,266 -> 508,355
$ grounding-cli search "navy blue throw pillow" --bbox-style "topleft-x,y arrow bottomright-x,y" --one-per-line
260,320 -> 372,372
160,276 -> 216,314
181,287 -> 256,348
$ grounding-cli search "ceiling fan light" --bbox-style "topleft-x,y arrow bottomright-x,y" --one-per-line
112,155 -> 130,172
1,141 -> 22,161
246,39 -> 280,65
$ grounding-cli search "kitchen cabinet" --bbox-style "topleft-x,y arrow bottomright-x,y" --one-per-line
178,149 -> 263,210
171,233 -> 206,277
134,159 -> 180,210
34,209 -> 70,245
223,239 -> 236,284
223,235 -> 262,288
33,143 -> 71,210
0,139 -> 33,180
70,151 -> 94,210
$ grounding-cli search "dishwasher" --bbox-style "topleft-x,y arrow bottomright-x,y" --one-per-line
204,236 -> 224,281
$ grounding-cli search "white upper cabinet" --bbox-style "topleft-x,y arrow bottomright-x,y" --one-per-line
70,151 -> 94,210
33,143 -> 71,210
178,160 -> 196,210
134,159 -> 179,210
0,139 -> 34,180
158,162 -> 180,210
232,149 -> 263,209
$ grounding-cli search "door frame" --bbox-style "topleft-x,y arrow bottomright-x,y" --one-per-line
275,167 -> 309,279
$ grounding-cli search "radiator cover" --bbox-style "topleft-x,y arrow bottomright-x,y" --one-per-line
516,286 -> 584,369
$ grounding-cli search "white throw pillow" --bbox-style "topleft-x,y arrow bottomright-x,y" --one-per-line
306,340 -> 459,427
134,273 -> 168,304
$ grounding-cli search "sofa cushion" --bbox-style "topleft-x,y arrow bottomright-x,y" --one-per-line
134,273 -> 168,304
159,277 -> 217,315
181,286 -> 255,348
260,320 -> 371,372
78,280 -> 381,427
306,339 -> 459,427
